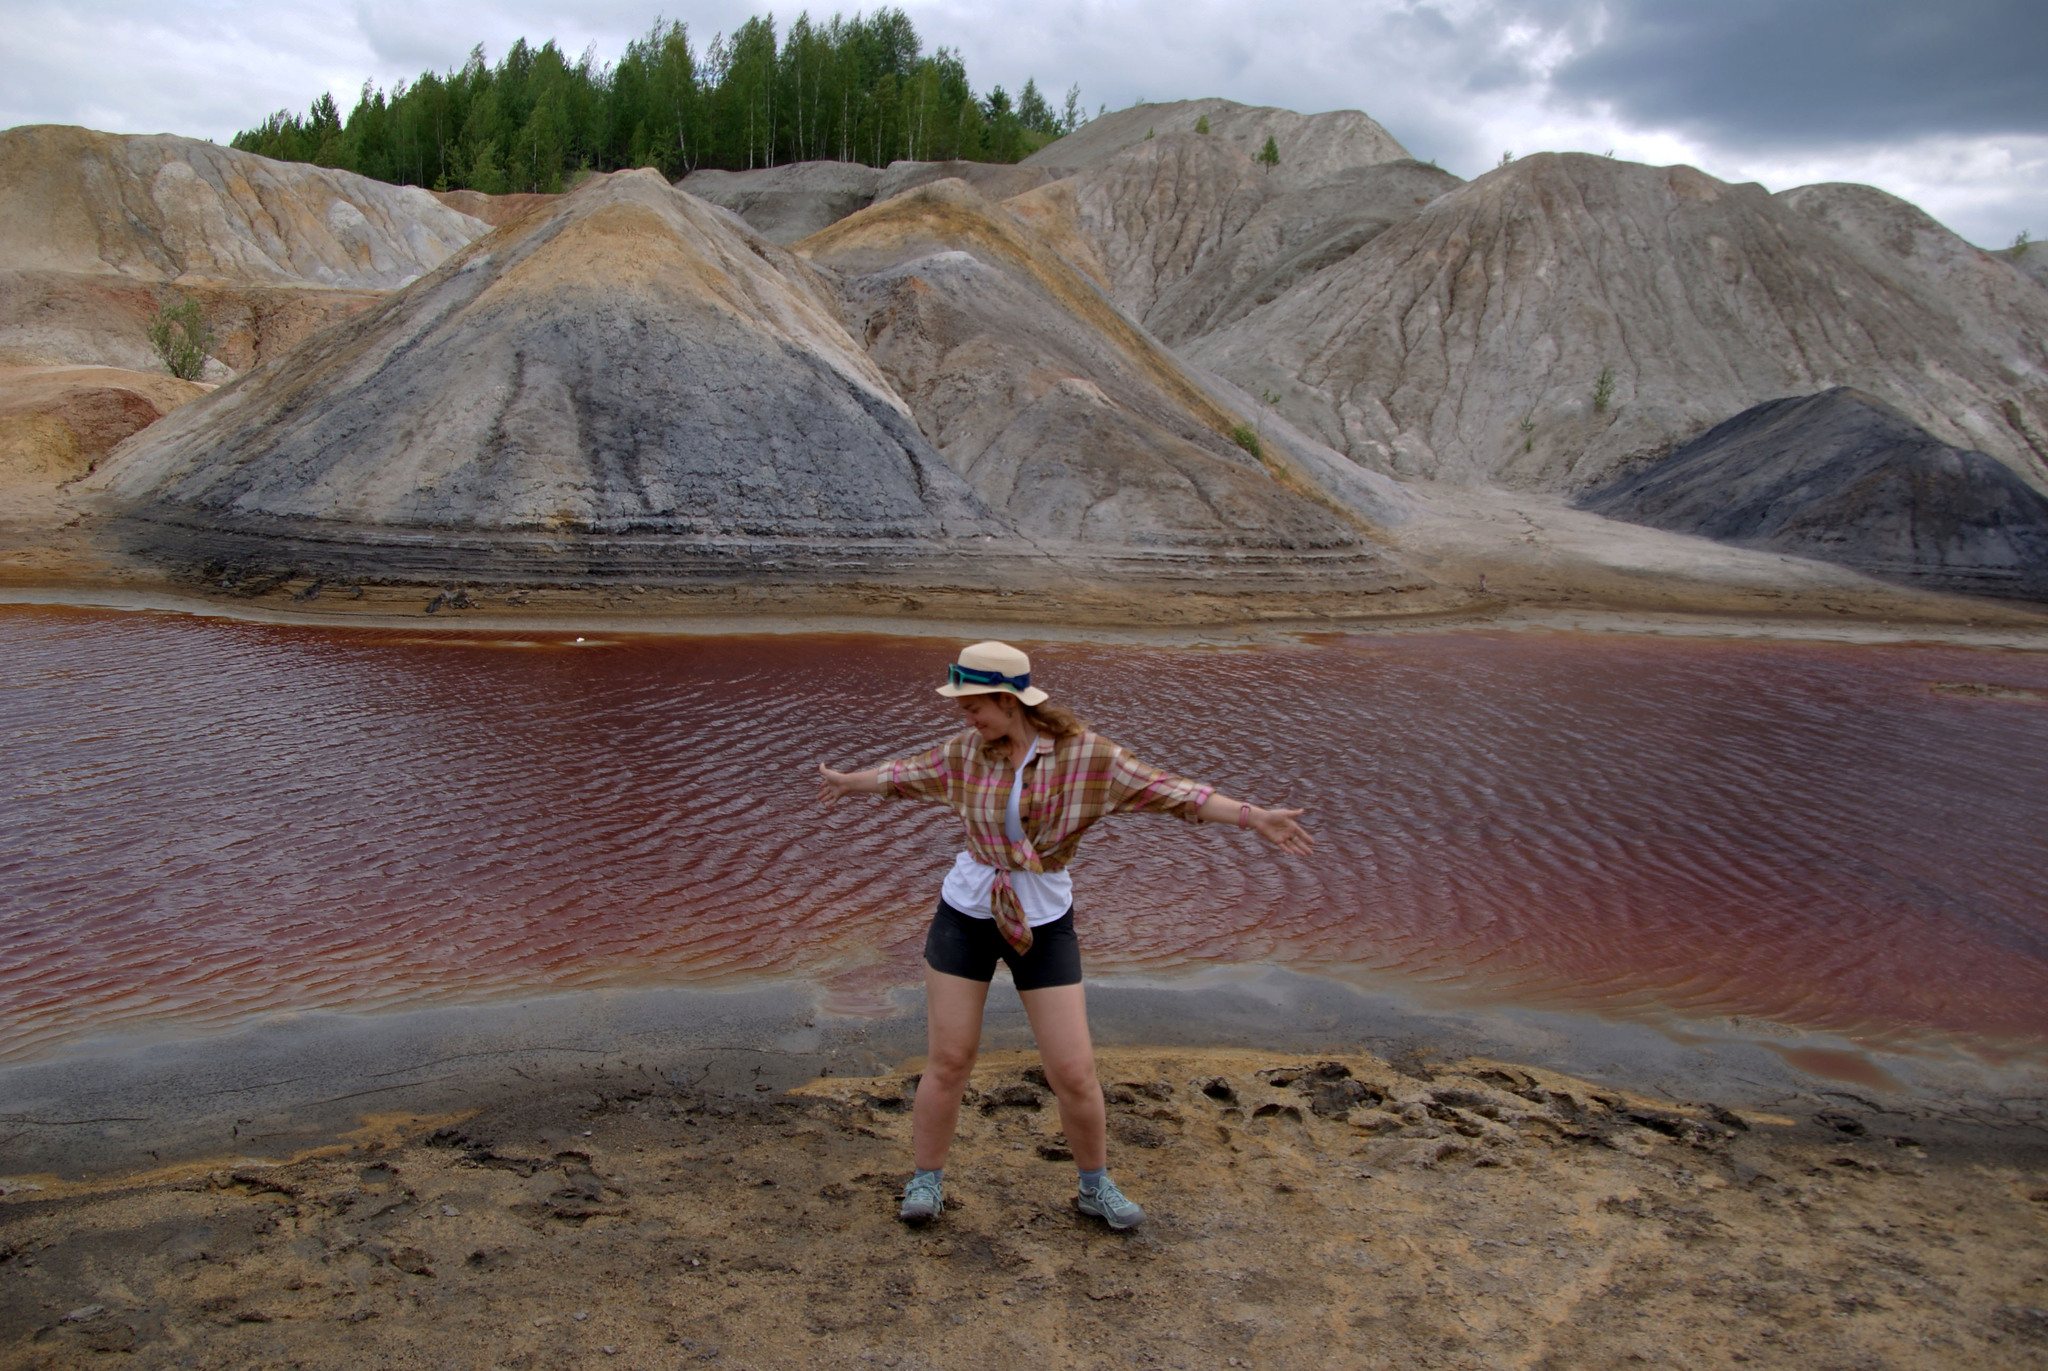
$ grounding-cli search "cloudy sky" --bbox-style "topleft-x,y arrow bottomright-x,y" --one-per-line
4,0 -> 2042,248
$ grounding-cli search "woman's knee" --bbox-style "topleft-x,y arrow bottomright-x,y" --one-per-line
1042,1052 -> 1100,1101
922,1045 -> 979,1089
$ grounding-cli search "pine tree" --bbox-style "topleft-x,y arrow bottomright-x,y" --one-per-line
1257,134 -> 1279,169
231,7 -> 1075,179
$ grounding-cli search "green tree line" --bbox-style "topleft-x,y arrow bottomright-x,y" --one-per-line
232,10 -> 1083,193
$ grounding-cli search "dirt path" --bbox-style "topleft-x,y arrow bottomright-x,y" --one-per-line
5,1047 -> 2046,1370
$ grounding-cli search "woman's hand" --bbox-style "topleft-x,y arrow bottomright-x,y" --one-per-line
818,763 -> 878,804
1251,806 -> 1314,856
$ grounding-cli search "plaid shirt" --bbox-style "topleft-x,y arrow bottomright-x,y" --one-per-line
881,728 -> 1215,876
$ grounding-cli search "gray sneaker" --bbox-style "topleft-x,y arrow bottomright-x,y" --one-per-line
899,1172 -> 944,1225
1077,1174 -> 1145,1229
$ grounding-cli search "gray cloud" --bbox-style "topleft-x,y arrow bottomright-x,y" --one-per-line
1555,0 -> 2048,147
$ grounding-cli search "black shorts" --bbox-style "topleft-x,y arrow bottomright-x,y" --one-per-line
923,897 -> 1083,991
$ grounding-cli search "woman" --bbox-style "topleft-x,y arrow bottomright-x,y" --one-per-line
817,641 -> 1313,1229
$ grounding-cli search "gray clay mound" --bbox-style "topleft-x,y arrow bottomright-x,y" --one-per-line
89,169 -> 1007,586
842,249 -> 1358,552
1579,387 -> 2048,602
2004,240 -> 2048,292
678,159 -> 1061,246
874,160 -> 1059,205
676,160 -> 885,245
1185,153 -> 2048,493
0,125 -> 485,289
798,180 -> 1416,586
1777,182 -> 2048,401
0,126 -> 490,374
1002,140 -> 1461,346
1023,100 -> 1410,192
1145,159 -> 1464,345
1004,134 -> 1271,330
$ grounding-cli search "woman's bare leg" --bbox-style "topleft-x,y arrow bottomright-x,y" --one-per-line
1019,983 -> 1106,1171
913,968 -> 991,1170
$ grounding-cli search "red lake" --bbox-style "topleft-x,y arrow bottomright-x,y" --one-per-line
3,607 -> 2046,1065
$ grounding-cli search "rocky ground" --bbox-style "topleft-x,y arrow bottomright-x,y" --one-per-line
5,1046 -> 2045,1370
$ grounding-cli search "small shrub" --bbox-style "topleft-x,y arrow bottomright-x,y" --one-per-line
1518,414 -> 1535,452
1194,114 -> 1210,135
1499,150 -> 1514,167
1258,134 -> 1280,169
147,296 -> 214,381
1592,365 -> 1616,414
1230,424 -> 1262,457
2017,228 -> 2033,252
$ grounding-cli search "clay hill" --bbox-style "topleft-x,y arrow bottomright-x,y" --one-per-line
0,125 -> 492,378
1183,153 -> 2048,499
1581,387 -> 2048,601
85,170 -> 1006,584
0,365 -> 204,488
678,160 -> 1057,246
794,178 -> 1412,557
1020,98 -> 1413,193
1004,133 -> 1463,344
5,96 -> 2048,615
86,169 -> 1419,606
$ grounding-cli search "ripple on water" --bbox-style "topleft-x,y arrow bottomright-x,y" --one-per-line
1,608 -> 2046,1064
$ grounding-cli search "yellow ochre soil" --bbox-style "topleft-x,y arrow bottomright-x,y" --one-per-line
5,1047 -> 2046,1369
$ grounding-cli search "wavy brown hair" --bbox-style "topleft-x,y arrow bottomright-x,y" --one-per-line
973,692 -> 1087,740
1022,698 -> 1088,739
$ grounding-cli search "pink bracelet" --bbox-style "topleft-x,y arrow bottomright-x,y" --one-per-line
1237,803 -> 1252,829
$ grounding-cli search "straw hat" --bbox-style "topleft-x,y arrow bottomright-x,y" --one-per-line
935,641 -> 1049,706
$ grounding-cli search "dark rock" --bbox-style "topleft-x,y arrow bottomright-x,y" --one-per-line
1429,1087 -> 1502,1117
980,1084 -> 1044,1113
1580,387 -> 2048,602
1110,1116 -> 1171,1148
1625,1108 -> 1694,1139
1036,1142 -> 1073,1161
1201,1078 -> 1239,1104
1813,1111 -> 1869,1137
1310,1079 -> 1379,1117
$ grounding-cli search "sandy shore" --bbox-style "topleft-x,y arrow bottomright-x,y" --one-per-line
4,580 -> 2047,656
3,970 -> 2047,1369
6,1041 -> 2047,1370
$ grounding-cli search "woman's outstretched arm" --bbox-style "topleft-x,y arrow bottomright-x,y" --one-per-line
817,764 -> 891,802
1195,792 -> 1315,855
820,734 -> 956,805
